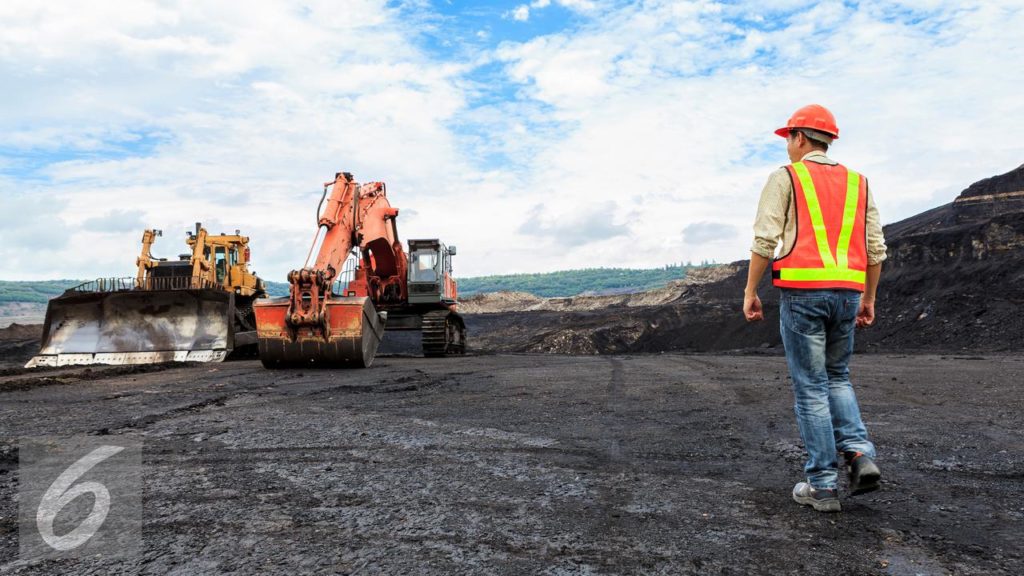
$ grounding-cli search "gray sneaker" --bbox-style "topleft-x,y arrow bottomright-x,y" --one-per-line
792,481 -> 841,512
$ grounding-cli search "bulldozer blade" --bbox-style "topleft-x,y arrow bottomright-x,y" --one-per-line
26,289 -> 235,368
254,296 -> 385,368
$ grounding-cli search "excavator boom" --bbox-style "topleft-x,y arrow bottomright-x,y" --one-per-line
253,172 -> 403,368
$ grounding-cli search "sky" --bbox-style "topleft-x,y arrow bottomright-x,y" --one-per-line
1,0 -> 1022,281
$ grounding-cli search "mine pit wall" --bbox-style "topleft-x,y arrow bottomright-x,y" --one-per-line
887,205 -> 1024,266
868,197 -> 1024,353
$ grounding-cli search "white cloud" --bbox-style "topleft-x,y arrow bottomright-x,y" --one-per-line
682,222 -> 737,245
511,5 -> 531,22
518,201 -> 630,247
82,210 -> 148,233
555,0 -> 597,11
0,0 -> 484,281
480,0 -> 1024,271
2,0 -> 1023,283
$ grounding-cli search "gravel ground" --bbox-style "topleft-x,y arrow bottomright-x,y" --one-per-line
1,352 -> 1021,575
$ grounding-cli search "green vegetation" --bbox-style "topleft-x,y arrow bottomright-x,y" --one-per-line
0,280 -> 81,303
265,281 -> 289,297
458,263 -> 717,298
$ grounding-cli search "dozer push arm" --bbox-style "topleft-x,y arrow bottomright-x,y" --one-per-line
136,229 -> 161,285
189,226 -> 210,281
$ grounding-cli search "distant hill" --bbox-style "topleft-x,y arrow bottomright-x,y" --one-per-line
458,264 -> 714,298
0,279 -> 291,303
0,280 -> 81,304
0,264 -> 714,304
265,281 -> 288,297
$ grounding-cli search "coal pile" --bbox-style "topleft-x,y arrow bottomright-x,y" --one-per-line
465,164 -> 1024,355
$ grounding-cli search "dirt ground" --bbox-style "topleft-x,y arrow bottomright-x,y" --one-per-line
1,350 -> 1021,575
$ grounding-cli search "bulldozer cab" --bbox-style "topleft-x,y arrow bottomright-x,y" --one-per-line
211,245 -> 229,284
185,225 -> 264,297
407,239 -> 458,305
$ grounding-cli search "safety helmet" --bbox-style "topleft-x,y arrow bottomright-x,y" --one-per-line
775,104 -> 839,140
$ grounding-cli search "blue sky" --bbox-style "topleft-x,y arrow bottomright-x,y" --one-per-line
1,0 -> 1022,281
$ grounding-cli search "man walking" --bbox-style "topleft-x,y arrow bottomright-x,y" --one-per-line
743,104 -> 885,512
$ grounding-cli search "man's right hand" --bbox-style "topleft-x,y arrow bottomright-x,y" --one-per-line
744,293 -> 764,322
856,299 -> 876,328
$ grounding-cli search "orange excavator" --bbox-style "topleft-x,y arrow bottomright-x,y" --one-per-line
254,171 -> 465,368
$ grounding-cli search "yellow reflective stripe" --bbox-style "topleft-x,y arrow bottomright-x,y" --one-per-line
836,169 -> 861,269
778,268 -> 866,283
792,162 -> 836,268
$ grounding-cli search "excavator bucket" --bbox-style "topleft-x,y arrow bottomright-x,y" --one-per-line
26,287 -> 235,368
254,296 -> 385,368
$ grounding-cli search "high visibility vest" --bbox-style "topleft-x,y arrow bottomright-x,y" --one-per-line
772,160 -> 868,291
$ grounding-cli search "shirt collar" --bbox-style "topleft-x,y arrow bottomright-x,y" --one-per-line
800,150 -> 837,165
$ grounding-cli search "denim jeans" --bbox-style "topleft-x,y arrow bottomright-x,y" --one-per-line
779,289 -> 876,490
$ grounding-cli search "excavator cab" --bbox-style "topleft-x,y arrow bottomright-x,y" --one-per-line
379,238 -> 464,357
407,239 -> 458,305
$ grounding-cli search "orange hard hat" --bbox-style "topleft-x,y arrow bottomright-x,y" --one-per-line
775,104 -> 839,139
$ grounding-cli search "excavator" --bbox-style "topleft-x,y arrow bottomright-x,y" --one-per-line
27,224 -> 267,367
254,171 -> 465,368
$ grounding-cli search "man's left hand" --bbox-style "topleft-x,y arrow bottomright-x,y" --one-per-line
856,299 -> 876,328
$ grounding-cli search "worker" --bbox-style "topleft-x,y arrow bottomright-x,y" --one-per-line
743,104 -> 886,513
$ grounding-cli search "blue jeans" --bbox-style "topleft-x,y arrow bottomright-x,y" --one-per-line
779,289 -> 875,490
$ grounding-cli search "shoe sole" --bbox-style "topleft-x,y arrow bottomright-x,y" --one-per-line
850,470 -> 881,496
793,493 -> 842,512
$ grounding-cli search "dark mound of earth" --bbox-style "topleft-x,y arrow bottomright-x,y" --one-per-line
0,323 -> 43,370
958,162 -> 1024,200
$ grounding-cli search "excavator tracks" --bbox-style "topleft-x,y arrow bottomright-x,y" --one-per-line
421,310 -> 466,357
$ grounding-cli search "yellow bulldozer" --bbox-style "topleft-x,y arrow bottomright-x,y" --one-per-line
27,223 -> 267,367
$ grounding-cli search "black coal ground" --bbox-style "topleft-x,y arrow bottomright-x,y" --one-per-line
1,351 -> 1021,575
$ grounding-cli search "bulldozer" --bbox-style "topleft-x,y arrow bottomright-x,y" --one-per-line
254,171 -> 465,368
27,224 -> 267,367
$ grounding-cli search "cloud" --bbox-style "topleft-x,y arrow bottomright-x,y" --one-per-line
2,1 -> 1023,281
480,0 -> 1024,271
82,209 -> 147,233
518,201 -> 629,247
554,0 -> 596,11
510,0 -> 594,23
0,0 -> 479,280
511,5 -> 530,22
682,221 -> 737,245
0,189 -> 73,254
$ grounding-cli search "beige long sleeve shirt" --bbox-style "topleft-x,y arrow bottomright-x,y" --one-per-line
751,151 -> 887,265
